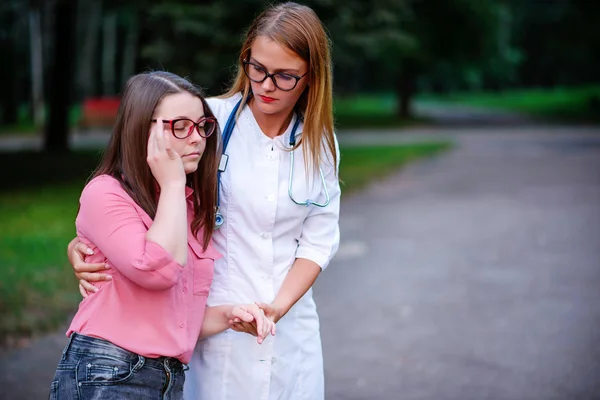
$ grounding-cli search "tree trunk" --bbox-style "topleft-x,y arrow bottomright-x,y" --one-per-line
396,62 -> 418,119
0,55 -> 19,125
102,12 -> 118,95
29,7 -> 44,127
43,0 -> 77,153
76,0 -> 102,100
120,11 -> 139,87
0,5 -> 18,125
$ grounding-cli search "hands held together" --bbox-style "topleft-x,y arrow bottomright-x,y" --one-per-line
68,239 -> 279,344
228,303 -> 277,344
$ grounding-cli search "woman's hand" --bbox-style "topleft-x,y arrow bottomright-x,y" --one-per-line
229,302 -> 281,340
67,237 -> 111,298
147,118 -> 186,189
228,303 -> 277,344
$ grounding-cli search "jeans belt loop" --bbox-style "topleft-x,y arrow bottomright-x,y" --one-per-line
132,355 -> 145,372
62,333 -> 75,359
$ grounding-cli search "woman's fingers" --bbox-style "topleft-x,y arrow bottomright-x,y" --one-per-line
251,304 -> 272,339
79,279 -> 98,294
231,306 -> 253,322
147,122 -> 156,158
245,305 -> 266,343
74,242 -> 93,257
229,322 -> 257,336
68,238 -> 89,264
229,318 -> 274,340
228,304 -> 274,343
240,321 -> 258,337
79,283 -> 88,299
69,242 -> 88,268
154,118 -> 166,152
76,271 -> 111,282
73,261 -> 107,274
228,319 -> 254,334
162,130 -> 179,160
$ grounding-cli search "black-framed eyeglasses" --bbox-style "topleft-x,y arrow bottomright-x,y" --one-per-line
151,117 -> 217,139
243,61 -> 307,91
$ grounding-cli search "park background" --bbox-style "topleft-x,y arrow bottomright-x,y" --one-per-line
0,0 -> 599,399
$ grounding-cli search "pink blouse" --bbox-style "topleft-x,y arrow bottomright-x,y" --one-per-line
67,175 -> 219,363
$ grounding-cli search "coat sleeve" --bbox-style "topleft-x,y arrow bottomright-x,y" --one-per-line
294,135 -> 341,271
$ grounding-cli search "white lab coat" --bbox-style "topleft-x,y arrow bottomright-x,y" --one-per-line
183,93 -> 341,400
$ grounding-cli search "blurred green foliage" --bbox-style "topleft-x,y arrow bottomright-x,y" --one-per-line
419,85 -> 600,122
1,0 -> 599,147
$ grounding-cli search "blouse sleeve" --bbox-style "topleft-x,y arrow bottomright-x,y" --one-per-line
76,176 -> 184,290
294,135 -> 341,271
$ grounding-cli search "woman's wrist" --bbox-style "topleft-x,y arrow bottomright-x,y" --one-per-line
222,305 -> 237,321
269,301 -> 288,323
158,181 -> 186,192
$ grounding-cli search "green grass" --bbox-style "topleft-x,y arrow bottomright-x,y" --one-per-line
419,85 -> 600,122
0,142 -> 449,344
334,94 -> 425,129
0,184 -> 84,342
339,143 -> 450,192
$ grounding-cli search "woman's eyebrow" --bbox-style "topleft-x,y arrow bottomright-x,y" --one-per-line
250,57 -> 300,73
168,115 -> 206,121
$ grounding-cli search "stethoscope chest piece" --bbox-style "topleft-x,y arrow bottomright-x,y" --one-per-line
215,209 -> 224,229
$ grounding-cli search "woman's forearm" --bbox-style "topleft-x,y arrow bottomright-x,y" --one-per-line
199,305 -> 235,339
145,183 -> 188,265
271,258 -> 321,321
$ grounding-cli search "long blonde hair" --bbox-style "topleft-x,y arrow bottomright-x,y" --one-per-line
222,2 -> 337,172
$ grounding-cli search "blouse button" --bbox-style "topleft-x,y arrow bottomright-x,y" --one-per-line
266,195 -> 275,202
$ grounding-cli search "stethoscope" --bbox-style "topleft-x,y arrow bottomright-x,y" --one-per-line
215,97 -> 330,229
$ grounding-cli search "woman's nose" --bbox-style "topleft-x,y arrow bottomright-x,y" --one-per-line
189,128 -> 204,143
262,76 -> 276,91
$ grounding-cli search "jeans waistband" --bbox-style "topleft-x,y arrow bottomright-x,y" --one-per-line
67,333 -> 185,371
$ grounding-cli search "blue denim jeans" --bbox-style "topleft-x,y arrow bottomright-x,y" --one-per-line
49,333 -> 187,399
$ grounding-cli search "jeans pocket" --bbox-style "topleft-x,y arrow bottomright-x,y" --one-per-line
48,380 -> 59,399
78,355 -> 134,385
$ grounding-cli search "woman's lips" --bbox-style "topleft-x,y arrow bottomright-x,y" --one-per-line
259,95 -> 276,103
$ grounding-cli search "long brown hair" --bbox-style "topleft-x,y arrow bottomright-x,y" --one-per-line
223,2 -> 337,172
93,71 -> 219,249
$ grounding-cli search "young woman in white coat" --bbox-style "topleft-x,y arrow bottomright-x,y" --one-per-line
67,2 -> 341,399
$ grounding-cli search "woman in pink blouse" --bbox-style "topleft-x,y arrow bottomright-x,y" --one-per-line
48,71 -> 275,400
